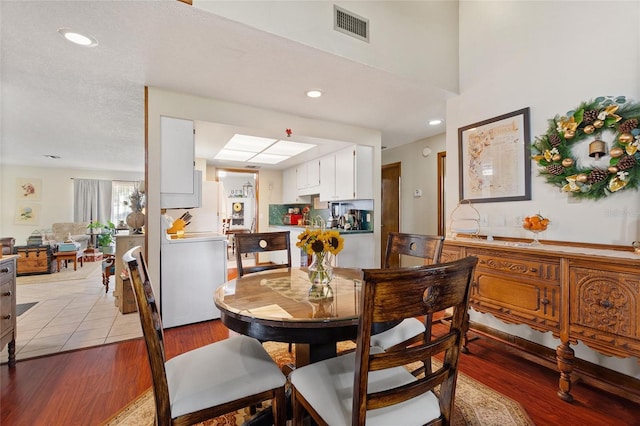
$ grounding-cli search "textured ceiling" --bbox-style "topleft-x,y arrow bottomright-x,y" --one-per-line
0,1 -> 453,172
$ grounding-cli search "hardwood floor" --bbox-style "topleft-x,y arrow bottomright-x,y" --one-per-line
2,319 -> 639,425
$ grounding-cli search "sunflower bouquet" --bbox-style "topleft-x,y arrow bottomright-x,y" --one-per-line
296,228 -> 344,256
296,228 -> 344,285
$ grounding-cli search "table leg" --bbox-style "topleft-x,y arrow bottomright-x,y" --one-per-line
294,342 -> 337,368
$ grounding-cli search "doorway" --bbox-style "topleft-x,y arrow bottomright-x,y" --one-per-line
381,163 -> 401,267
215,168 -> 258,268
437,151 -> 446,236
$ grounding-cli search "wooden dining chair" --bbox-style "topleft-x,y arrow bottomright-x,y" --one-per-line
123,246 -> 287,426
235,231 -> 292,278
371,233 -> 445,353
290,256 -> 477,426
101,254 -> 116,293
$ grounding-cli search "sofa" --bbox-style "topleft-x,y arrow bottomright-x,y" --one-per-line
51,222 -> 90,249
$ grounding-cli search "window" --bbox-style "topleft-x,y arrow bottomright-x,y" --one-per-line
111,181 -> 138,227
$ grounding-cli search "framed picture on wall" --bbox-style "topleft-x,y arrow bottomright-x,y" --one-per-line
16,177 -> 42,201
458,107 -> 531,203
15,202 -> 41,225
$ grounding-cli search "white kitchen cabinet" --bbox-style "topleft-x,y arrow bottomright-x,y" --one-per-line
282,167 -> 299,203
319,154 -> 336,201
320,145 -> 373,201
160,116 -> 200,208
296,160 -> 321,195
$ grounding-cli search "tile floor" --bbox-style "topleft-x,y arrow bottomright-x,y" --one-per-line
1,260 -> 143,364
1,251 -> 244,364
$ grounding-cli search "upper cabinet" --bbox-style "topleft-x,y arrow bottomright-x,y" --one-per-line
320,145 -> 373,201
160,116 -> 201,209
296,160 -> 321,195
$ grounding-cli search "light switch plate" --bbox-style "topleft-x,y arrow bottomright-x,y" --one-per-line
413,189 -> 423,197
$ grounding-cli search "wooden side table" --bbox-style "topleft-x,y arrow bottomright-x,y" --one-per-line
54,251 -> 83,271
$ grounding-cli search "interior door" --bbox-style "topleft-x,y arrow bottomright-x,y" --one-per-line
381,163 -> 401,267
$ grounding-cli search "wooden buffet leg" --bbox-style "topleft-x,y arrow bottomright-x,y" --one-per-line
556,342 -> 575,402
8,338 -> 16,368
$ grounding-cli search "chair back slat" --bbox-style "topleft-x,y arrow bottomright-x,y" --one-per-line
235,231 -> 292,277
383,232 -> 444,268
123,246 -> 171,424
353,256 -> 478,424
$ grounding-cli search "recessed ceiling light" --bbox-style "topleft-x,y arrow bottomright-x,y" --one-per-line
306,90 -> 323,98
428,119 -> 443,126
263,140 -> 315,156
225,134 -> 276,152
248,153 -> 289,164
214,149 -> 255,162
58,28 -> 98,47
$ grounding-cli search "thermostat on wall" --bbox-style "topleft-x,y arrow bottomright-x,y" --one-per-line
414,189 -> 423,198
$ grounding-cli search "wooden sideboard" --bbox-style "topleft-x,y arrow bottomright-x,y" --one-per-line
114,234 -> 145,314
443,238 -> 640,402
0,255 -> 17,368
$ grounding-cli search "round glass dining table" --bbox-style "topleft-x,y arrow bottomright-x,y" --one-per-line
214,267 -> 363,367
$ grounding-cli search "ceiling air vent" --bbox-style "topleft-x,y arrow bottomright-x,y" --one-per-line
334,5 -> 369,42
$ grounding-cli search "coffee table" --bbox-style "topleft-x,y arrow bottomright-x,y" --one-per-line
54,251 -> 83,271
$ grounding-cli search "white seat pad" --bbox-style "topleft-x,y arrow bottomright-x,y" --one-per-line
290,351 -> 441,426
165,335 -> 286,418
370,318 -> 425,350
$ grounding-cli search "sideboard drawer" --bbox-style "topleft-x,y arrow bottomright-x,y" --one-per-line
0,260 -> 15,284
467,248 -> 560,284
0,281 -> 13,337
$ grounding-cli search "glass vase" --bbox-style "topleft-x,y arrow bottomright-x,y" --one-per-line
307,252 -> 334,286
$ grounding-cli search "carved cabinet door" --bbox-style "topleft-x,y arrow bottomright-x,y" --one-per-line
569,262 -> 640,358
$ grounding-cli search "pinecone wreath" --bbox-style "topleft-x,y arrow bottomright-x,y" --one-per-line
586,169 -> 608,184
531,95 -> 640,200
582,109 -> 599,125
617,155 -> 637,171
546,164 -> 564,175
549,133 -> 562,148
619,119 -> 639,133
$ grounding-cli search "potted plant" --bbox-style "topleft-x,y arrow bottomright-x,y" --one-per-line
87,221 -> 116,254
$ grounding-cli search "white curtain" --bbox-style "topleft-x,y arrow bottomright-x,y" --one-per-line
73,179 -> 112,224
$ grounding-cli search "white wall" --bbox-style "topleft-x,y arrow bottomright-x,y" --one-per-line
0,165 -> 142,245
382,133 -> 446,236
448,0 -> 640,378
193,0 -> 459,92
147,87 -> 382,302
448,1 -> 640,245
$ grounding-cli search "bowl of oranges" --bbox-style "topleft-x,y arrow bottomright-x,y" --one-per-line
522,214 -> 550,245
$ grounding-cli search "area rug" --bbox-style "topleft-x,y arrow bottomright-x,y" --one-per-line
103,342 -> 534,426
16,302 -> 38,316
16,260 -> 101,285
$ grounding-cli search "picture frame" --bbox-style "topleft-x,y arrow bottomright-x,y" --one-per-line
16,177 -> 42,201
15,202 -> 41,225
458,107 -> 531,203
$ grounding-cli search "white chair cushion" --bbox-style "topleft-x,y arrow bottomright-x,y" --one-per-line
165,335 -> 286,418
369,318 -> 425,350
290,350 -> 441,426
